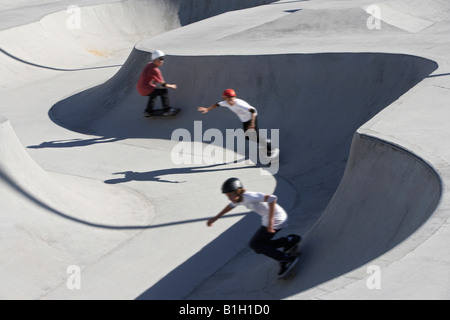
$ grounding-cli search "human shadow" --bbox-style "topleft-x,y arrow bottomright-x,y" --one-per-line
27,136 -> 123,149
1,167 -> 246,230
104,159 -> 256,185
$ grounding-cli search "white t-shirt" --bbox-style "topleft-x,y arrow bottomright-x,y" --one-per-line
218,98 -> 257,123
229,191 -> 288,229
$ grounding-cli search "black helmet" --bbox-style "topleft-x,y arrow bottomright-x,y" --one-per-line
221,178 -> 243,193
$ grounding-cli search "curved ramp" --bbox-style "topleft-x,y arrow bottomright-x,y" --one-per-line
186,133 -> 442,299
51,51 -> 439,299
0,0 -> 276,89
2,0 -> 450,300
0,117 -> 155,299
0,0 -> 281,300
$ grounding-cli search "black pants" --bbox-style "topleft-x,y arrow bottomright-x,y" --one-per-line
243,117 -> 272,152
249,226 -> 290,262
146,88 -> 170,113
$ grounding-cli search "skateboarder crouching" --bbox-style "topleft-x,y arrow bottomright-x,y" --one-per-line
136,50 -> 178,117
207,177 -> 301,277
198,89 -> 274,157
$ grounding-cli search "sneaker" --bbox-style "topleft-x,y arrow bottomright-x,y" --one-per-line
284,234 -> 301,253
278,255 -> 299,277
144,111 -> 153,117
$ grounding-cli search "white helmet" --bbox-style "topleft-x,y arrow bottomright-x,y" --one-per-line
151,50 -> 165,61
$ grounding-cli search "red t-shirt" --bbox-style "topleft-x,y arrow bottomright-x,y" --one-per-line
136,62 -> 165,96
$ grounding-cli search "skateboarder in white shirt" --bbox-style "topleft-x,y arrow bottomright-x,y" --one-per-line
198,89 -> 274,157
207,177 -> 301,277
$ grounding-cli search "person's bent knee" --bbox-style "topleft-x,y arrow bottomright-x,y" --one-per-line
249,239 -> 263,254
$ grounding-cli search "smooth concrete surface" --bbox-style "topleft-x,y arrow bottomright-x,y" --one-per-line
1,0 -> 450,300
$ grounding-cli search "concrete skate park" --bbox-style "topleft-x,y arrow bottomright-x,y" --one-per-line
1,0 -> 450,300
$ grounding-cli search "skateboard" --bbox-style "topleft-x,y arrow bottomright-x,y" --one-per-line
278,242 -> 301,280
278,250 -> 301,280
145,108 -> 180,119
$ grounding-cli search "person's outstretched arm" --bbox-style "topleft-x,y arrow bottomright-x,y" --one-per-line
198,103 -> 219,114
207,204 -> 234,227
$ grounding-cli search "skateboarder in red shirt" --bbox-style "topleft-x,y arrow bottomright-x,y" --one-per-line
136,50 -> 178,117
